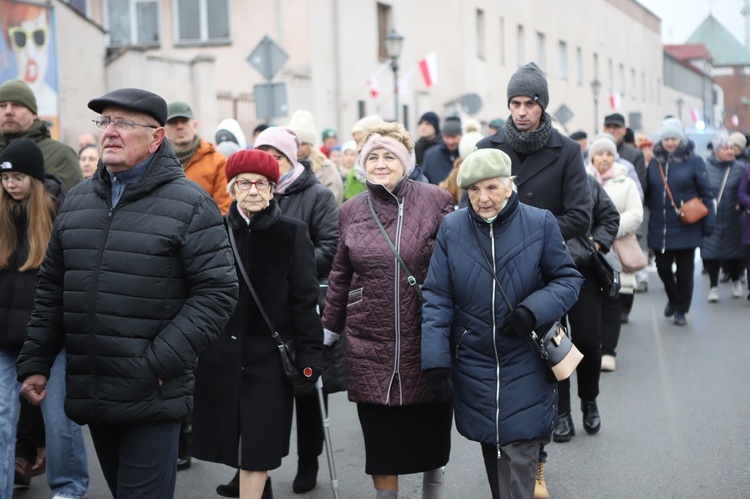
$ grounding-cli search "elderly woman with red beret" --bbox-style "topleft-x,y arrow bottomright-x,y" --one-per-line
192,149 -> 324,499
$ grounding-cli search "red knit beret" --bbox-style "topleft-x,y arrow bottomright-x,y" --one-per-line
225,149 -> 280,185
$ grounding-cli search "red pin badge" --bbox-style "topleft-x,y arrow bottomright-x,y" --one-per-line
303,367 -> 313,378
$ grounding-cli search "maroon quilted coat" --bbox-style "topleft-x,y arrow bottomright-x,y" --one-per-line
322,178 -> 454,406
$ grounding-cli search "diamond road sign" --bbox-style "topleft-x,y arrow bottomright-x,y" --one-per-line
247,35 -> 289,80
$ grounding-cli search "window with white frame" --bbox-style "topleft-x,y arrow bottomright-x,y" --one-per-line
175,0 -> 230,44
106,0 -> 159,47
558,41 -> 567,80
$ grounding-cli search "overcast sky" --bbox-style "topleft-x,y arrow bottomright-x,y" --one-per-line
637,0 -> 746,46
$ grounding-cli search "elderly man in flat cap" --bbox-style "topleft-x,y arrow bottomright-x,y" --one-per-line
16,88 -> 239,498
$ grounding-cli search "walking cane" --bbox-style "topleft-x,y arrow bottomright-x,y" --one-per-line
316,376 -> 340,499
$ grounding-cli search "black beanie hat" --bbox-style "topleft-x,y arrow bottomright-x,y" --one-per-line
0,138 -> 45,181
418,111 -> 440,134
507,62 -> 549,111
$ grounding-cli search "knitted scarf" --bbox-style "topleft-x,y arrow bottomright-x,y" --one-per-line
504,112 -> 552,155
652,140 -> 695,166
175,135 -> 200,168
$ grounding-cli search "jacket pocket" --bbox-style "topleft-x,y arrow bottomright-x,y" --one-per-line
347,287 -> 363,307
455,329 -> 470,359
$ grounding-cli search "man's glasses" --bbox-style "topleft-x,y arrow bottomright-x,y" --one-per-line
235,179 -> 272,191
92,117 -> 157,131
8,26 -> 47,50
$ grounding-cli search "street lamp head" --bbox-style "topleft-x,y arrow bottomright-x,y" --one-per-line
590,78 -> 602,99
385,28 -> 404,60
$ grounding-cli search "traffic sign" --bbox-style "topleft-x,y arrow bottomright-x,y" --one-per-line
247,35 -> 289,80
254,82 -> 288,120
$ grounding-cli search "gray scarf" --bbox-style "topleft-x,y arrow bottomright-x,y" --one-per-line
504,112 -> 552,155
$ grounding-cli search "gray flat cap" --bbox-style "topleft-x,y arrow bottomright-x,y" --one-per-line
88,88 -> 168,126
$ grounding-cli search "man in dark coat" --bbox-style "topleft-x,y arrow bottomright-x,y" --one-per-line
422,116 -> 462,185
16,88 -> 239,498
603,113 -> 646,190
475,61 -> 591,499
414,111 -> 442,166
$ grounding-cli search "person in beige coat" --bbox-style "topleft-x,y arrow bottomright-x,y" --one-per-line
586,137 -> 643,371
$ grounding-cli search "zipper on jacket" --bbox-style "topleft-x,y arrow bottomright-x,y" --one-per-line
385,194 -> 405,405
490,223 -> 502,457
661,162 -> 668,251
455,329 -> 469,359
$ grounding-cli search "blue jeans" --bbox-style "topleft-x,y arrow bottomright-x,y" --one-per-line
0,347 -> 89,498
89,420 -> 180,499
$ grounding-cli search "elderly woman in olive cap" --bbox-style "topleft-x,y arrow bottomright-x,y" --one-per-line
421,148 -> 583,499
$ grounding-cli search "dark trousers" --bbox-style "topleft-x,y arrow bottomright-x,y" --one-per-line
89,421 -> 180,499
15,397 -> 45,462
559,267 -> 601,414
481,441 -> 540,499
703,258 -> 744,287
601,294 -> 626,357
654,248 -> 696,314
295,392 -> 327,461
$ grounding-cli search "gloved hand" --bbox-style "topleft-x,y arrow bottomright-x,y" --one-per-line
423,368 -> 453,403
501,306 -> 535,338
299,365 -> 324,384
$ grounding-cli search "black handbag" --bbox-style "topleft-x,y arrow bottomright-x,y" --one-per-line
578,235 -> 621,298
228,226 -> 299,385
469,216 -> 582,381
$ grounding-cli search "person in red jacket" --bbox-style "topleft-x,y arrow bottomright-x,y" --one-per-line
322,122 -> 454,499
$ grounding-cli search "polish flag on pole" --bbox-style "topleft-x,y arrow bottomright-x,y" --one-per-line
690,107 -> 700,122
608,91 -> 621,110
368,76 -> 380,98
398,66 -> 418,96
419,52 -> 438,87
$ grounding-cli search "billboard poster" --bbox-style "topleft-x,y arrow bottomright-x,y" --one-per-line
0,0 -> 59,137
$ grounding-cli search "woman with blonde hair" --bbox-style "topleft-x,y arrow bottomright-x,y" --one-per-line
323,122 -> 454,498
0,138 -> 88,498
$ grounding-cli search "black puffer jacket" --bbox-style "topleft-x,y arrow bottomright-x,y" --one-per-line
16,142 -> 239,425
275,160 -> 339,279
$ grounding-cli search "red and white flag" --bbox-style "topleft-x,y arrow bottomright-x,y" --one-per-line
367,76 -> 380,98
419,52 -> 438,87
690,107 -> 700,122
608,91 -> 621,110
731,114 -> 740,127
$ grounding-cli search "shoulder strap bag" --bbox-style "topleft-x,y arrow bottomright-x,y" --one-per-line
227,225 -> 299,385
468,214 -> 582,382
367,194 -> 423,300
657,162 -> 708,225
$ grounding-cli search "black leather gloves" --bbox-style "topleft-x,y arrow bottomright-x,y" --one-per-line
502,306 -> 535,338
423,368 -> 453,403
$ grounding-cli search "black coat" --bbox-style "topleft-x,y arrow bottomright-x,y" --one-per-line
275,161 -> 339,279
16,141 -> 239,425
192,200 -> 324,466
415,134 -> 442,167
618,142 -> 646,192
566,175 -> 621,269
476,127 -> 591,241
422,142 -> 459,185
0,175 -> 65,348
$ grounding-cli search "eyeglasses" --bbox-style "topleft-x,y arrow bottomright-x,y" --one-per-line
8,26 -> 47,50
92,117 -> 157,131
235,179 -> 271,191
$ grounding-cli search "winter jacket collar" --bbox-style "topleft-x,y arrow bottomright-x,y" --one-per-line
227,198 -> 280,232
467,191 -> 519,227
92,141 -> 184,204
279,159 -> 321,196
0,119 -> 50,147
486,127 -> 565,187
652,140 -> 695,165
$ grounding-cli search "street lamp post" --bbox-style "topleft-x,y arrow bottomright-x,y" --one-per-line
385,28 -> 404,122
591,78 -> 602,134
676,97 -> 685,122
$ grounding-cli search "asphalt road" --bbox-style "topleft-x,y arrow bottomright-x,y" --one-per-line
13,265 -> 750,498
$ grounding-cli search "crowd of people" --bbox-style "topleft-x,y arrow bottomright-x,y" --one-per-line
1,55 -> 749,499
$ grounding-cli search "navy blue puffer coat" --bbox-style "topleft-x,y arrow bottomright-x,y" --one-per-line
421,194 -> 583,447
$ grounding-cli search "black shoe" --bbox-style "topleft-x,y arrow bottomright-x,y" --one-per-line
177,455 -> 191,471
664,302 -> 675,317
673,313 -> 687,326
582,400 -> 601,434
262,477 -> 274,499
621,311 -> 629,324
217,470 -> 240,498
293,457 -> 319,493
552,413 -> 575,442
